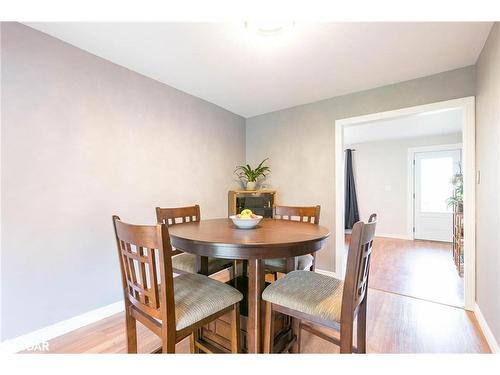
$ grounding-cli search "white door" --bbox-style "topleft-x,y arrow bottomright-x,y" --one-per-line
414,149 -> 461,242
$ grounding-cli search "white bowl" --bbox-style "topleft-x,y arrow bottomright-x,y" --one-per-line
229,215 -> 263,229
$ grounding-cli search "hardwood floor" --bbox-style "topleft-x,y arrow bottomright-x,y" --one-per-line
368,236 -> 464,307
28,287 -> 489,354
20,238 -> 490,354
300,289 -> 487,353
24,273 -> 489,354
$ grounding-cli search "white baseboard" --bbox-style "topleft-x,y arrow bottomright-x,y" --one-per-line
375,233 -> 413,240
474,303 -> 499,353
0,301 -> 124,354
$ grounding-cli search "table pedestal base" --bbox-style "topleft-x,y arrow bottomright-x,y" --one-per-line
200,276 -> 294,353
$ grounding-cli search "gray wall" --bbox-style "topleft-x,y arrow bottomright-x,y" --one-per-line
246,66 -> 475,272
0,23 -> 246,340
475,22 -> 500,345
349,133 -> 462,239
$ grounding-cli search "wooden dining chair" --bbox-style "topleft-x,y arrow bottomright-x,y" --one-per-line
262,214 -> 377,354
113,215 -> 242,353
264,205 -> 321,278
156,205 -> 233,275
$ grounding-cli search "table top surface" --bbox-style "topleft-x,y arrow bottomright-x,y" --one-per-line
168,218 -> 330,248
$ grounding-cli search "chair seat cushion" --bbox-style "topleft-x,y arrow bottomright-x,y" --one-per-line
264,254 -> 314,272
172,253 -> 232,274
262,270 -> 344,323
174,273 -> 243,330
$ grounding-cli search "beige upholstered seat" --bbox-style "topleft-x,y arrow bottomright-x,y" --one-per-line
172,253 -> 232,274
264,254 -> 314,273
173,273 -> 243,330
262,270 -> 344,323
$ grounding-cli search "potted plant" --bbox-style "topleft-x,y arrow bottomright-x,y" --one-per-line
234,158 -> 270,190
447,164 -> 463,212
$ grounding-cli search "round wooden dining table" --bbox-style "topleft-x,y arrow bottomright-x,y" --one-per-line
168,218 -> 330,353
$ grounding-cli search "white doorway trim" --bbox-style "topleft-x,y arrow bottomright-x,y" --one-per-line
407,143 -> 463,241
334,96 -> 475,310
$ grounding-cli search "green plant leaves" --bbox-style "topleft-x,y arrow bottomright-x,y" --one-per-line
447,170 -> 463,208
234,158 -> 270,182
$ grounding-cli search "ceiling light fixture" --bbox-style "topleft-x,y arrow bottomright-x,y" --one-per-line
245,21 -> 295,37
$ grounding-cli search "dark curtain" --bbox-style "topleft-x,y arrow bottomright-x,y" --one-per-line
344,149 -> 360,229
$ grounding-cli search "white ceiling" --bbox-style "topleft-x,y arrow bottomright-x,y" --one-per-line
26,22 -> 492,118
344,108 -> 463,144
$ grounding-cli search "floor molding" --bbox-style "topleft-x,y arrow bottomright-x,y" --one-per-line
375,233 -> 413,240
0,301 -> 124,354
474,303 -> 499,353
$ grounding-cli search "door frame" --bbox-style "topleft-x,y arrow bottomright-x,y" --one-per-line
334,96 -> 475,310
408,143 -> 463,241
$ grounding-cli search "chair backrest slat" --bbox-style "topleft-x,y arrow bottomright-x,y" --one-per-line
273,205 -> 321,225
148,247 -> 160,309
341,214 -> 377,323
156,205 -> 201,226
136,246 -> 149,304
113,215 -> 175,324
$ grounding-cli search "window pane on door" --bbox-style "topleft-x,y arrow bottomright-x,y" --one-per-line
420,157 -> 453,213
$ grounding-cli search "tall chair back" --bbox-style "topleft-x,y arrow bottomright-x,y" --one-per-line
273,205 -> 321,224
112,216 -> 176,349
341,214 -> 377,324
156,205 -> 200,256
270,205 -> 321,273
156,205 -> 201,226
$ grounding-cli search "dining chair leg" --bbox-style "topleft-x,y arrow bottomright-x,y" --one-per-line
263,302 -> 275,353
161,327 -> 176,353
190,329 -> 200,353
357,299 -> 367,353
340,322 -> 354,354
125,309 -> 138,353
290,318 -> 301,353
231,303 -> 241,353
